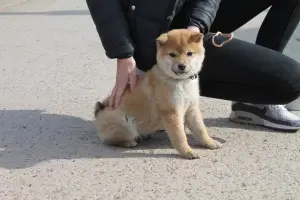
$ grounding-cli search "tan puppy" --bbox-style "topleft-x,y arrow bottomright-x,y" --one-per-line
94,29 -> 222,159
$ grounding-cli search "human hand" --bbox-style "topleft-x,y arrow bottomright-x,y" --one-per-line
109,56 -> 137,108
187,26 -> 201,33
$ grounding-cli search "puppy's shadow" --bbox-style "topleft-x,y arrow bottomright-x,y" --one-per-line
0,110 -> 229,169
0,110 -> 199,169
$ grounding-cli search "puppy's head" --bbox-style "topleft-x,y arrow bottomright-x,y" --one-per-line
155,29 -> 205,80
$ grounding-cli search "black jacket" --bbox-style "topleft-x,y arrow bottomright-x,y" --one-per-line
86,0 -> 222,71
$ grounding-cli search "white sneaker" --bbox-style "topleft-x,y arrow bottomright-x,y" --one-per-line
230,102 -> 300,132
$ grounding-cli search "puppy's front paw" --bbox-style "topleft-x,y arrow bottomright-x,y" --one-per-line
203,139 -> 222,150
181,150 -> 200,160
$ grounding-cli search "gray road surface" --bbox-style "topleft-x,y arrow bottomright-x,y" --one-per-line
1,0 -> 300,199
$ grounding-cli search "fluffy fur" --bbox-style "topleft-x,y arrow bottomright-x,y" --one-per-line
93,29 -> 222,159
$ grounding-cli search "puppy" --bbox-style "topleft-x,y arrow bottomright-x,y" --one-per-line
94,29 -> 222,159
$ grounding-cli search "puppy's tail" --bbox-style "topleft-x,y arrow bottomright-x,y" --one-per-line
94,101 -> 106,117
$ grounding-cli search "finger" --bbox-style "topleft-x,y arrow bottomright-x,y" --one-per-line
129,72 -> 137,92
109,85 -> 117,108
114,82 -> 127,108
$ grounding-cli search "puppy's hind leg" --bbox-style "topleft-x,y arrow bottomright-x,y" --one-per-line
96,110 -> 140,148
103,132 -> 138,148
120,113 -> 140,148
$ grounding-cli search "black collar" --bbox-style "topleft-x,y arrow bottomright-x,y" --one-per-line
189,74 -> 198,80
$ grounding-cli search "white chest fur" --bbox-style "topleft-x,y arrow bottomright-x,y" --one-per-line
170,78 -> 200,107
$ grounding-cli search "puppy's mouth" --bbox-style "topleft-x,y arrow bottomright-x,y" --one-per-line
172,69 -> 189,76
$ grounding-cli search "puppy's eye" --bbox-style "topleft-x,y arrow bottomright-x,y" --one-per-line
187,52 -> 193,56
169,53 -> 176,57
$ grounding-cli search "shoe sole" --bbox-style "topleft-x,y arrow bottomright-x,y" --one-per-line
230,111 -> 300,132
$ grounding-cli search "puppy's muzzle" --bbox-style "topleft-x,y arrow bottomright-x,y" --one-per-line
173,64 -> 189,75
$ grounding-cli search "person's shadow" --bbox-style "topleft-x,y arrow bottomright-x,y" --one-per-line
0,109 -> 228,169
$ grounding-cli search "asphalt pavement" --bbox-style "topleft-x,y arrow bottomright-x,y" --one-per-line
1,0 -> 300,199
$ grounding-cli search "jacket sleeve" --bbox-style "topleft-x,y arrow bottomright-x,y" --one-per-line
185,0 -> 222,34
86,0 -> 134,59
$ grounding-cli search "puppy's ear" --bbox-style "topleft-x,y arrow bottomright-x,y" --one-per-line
156,33 -> 168,46
189,31 -> 203,43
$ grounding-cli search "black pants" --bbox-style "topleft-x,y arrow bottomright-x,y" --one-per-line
172,0 -> 300,104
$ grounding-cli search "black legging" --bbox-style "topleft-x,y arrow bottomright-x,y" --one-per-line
172,0 -> 300,104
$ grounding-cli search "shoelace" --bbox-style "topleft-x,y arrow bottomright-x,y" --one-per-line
268,105 -> 287,111
267,105 -> 292,119
212,31 -> 234,48
267,105 -> 300,123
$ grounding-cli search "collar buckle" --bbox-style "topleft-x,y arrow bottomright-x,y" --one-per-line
189,74 -> 198,80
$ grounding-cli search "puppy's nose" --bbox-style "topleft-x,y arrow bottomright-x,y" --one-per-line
178,64 -> 186,71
